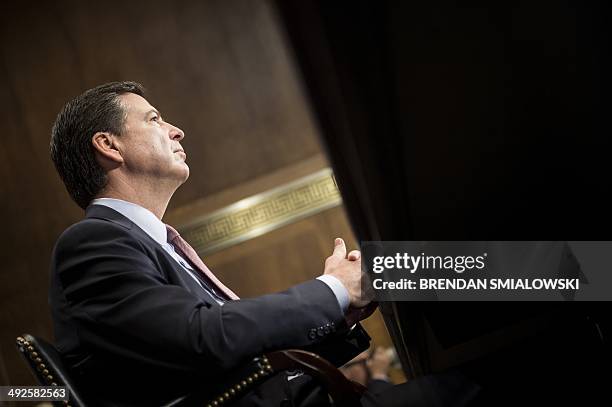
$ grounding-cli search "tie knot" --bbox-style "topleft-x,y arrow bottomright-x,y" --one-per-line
166,224 -> 180,243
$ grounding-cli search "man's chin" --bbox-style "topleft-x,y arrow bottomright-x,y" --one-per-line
179,166 -> 190,183
168,163 -> 189,186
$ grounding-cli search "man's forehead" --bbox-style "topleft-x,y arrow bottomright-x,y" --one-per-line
119,92 -> 156,114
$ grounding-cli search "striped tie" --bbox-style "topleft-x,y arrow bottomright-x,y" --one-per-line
166,225 -> 239,300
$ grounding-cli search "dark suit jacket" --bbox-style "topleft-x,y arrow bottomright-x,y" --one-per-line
49,205 -> 369,406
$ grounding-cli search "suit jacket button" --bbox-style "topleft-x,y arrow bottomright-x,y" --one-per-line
317,327 -> 325,337
308,329 -> 317,340
324,326 -> 331,334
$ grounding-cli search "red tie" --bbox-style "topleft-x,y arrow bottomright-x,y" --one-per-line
166,225 -> 239,300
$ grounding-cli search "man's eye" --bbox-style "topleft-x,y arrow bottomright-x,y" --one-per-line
151,115 -> 159,122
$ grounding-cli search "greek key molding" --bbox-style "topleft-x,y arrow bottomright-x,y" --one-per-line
179,168 -> 342,255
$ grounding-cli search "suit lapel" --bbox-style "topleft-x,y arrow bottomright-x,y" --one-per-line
85,204 -> 220,305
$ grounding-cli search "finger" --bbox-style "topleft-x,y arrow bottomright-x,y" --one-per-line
354,351 -> 369,363
348,250 -> 361,261
330,237 -> 347,261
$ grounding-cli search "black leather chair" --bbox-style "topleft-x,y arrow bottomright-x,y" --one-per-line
16,334 -> 86,407
16,334 -> 366,407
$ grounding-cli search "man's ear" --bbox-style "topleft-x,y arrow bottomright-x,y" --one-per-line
92,132 -> 124,164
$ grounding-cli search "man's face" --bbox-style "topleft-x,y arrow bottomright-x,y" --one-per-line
115,93 -> 189,185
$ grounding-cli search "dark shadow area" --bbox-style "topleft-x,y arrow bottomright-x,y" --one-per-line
276,0 -> 611,404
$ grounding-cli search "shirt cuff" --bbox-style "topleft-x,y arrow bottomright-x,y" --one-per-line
316,275 -> 350,313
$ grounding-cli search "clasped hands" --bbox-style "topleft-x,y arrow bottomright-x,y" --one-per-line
324,238 -> 377,323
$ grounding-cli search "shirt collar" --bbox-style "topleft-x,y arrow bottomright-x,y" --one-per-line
91,198 -> 168,245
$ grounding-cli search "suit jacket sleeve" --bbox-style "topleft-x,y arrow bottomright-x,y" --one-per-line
51,218 -> 350,373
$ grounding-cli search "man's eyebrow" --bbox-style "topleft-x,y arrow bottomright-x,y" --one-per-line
144,108 -> 162,119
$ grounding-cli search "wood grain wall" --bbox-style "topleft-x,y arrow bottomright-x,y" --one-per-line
0,0 -> 399,394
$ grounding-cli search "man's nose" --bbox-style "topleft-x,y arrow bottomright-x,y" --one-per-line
168,123 -> 185,141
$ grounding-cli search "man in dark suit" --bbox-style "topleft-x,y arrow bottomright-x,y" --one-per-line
49,82 -> 477,406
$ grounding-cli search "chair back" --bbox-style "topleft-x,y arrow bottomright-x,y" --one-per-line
16,334 -> 363,407
16,334 -> 87,407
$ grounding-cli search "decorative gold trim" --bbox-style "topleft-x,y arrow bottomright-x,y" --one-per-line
205,356 -> 274,406
179,168 -> 342,255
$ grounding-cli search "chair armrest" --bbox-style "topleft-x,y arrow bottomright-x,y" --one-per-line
267,349 -> 366,405
199,350 -> 365,407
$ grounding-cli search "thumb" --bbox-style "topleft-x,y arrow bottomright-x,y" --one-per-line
330,237 -> 347,261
